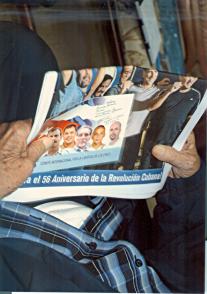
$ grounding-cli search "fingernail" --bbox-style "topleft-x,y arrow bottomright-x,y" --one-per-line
152,144 -> 165,157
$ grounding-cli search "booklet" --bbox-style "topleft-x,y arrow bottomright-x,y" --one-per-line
4,66 -> 207,202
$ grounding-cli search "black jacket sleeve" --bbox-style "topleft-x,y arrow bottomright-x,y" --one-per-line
145,162 -> 205,293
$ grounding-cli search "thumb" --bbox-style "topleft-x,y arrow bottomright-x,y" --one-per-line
27,137 -> 54,163
152,144 -> 186,169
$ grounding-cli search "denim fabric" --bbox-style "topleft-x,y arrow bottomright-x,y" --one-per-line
0,237 -> 114,292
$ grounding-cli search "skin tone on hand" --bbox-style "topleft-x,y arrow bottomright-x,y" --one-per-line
0,120 -> 53,198
152,132 -> 200,178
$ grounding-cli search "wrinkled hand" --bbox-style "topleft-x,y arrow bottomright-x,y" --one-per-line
0,120 -> 53,198
152,132 -> 200,178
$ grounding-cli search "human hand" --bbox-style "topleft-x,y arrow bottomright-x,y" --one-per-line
189,76 -> 198,85
168,81 -> 182,93
83,93 -> 91,101
157,77 -> 171,87
0,120 -> 53,198
152,132 -> 200,178
121,80 -> 134,93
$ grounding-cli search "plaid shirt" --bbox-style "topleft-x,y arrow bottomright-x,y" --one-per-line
0,199 -> 170,293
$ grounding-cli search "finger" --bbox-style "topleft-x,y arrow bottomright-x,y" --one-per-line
184,131 -> 195,146
181,133 -> 198,155
192,77 -> 198,83
0,122 -> 9,138
27,137 -> 54,163
0,120 -> 33,155
11,119 -> 33,138
152,144 -> 189,169
162,78 -> 170,85
4,120 -> 33,142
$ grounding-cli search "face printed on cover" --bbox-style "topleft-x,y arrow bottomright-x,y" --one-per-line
48,128 -> 62,147
120,65 -> 133,83
61,125 -> 77,149
63,125 -> 76,145
76,126 -> 92,150
92,126 -> 105,146
78,69 -> 92,88
109,121 -> 121,145
94,76 -> 113,97
179,76 -> 198,90
143,69 -> 158,85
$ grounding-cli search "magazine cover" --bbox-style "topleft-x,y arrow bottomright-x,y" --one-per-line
33,94 -> 134,172
4,65 -> 207,202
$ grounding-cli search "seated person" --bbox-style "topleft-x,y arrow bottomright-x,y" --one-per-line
0,22 -> 205,293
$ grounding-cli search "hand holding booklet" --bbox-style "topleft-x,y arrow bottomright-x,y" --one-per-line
5,66 -> 207,202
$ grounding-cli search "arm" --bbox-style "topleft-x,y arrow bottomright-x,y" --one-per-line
152,132 -> 203,231
120,80 -> 134,94
147,82 -> 182,111
156,77 -> 171,88
148,133 -> 205,293
84,68 -> 106,100
62,70 -> 73,86
0,120 -> 53,198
